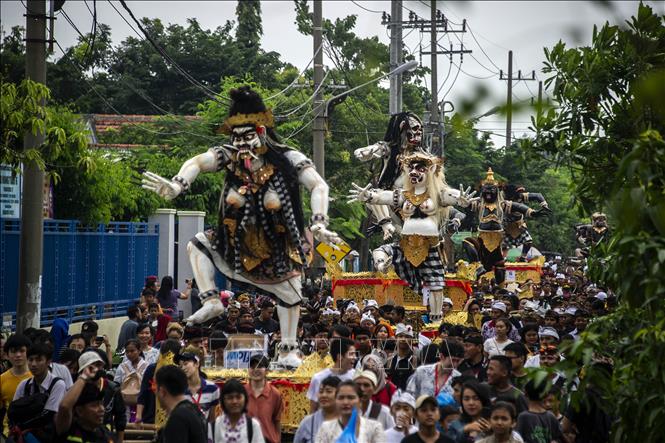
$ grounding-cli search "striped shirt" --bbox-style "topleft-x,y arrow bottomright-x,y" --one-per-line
185,377 -> 220,420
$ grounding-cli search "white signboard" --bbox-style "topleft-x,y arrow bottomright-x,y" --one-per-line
223,348 -> 264,369
0,165 -> 21,219
506,270 -> 517,282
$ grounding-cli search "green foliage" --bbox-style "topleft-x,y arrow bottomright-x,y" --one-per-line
235,1 -> 262,51
521,3 -> 665,441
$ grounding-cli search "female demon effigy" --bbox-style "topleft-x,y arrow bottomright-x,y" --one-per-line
142,86 -> 341,366
347,150 -> 475,321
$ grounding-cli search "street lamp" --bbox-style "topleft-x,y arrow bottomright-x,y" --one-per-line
323,60 -> 419,117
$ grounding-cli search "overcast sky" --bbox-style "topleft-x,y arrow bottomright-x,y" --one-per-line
2,1 -> 662,147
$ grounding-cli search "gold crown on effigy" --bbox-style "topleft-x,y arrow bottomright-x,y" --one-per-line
401,152 -> 442,167
481,167 -> 498,185
219,110 -> 275,134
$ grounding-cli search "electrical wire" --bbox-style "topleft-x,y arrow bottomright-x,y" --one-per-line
57,12 -> 220,142
441,59 -> 461,100
82,0 -> 97,67
117,0 -> 229,104
350,1 -> 383,14
275,70 -> 330,118
265,42 -> 324,102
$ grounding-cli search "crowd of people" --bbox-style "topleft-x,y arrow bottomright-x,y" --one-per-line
0,257 -> 614,443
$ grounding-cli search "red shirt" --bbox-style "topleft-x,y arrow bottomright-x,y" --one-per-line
371,381 -> 398,406
245,381 -> 283,443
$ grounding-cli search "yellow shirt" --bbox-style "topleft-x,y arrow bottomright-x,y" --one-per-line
1,369 -> 32,434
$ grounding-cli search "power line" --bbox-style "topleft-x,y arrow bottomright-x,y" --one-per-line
117,0 -> 229,104
275,70 -> 330,118
350,1 -> 383,14
266,42 -> 324,102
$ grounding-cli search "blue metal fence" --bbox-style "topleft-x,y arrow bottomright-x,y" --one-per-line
0,219 -> 159,328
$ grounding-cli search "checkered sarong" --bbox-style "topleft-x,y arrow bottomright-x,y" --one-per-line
502,228 -> 533,248
378,243 -> 445,293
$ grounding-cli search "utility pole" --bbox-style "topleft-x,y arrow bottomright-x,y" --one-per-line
388,0 -> 403,114
500,50 -> 536,148
428,1 -> 439,156
384,8 -> 470,157
312,0 -> 325,178
18,0 -> 48,331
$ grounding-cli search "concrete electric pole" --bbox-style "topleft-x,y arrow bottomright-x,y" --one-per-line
312,0 -> 325,178
384,7 -> 470,157
17,0 -> 48,330
388,0 -> 403,114
500,50 -> 536,148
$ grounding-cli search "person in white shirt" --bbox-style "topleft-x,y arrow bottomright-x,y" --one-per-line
315,380 -> 385,443
214,378 -> 264,443
13,343 -> 67,431
294,376 -> 341,443
354,370 -> 395,431
483,318 -> 514,357
385,391 -> 419,443
307,337 -> 357,412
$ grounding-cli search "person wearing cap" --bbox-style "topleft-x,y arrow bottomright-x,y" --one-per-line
245,354 -> 283,443
55,351 -> 119,442
524,328 -> 560,369
385,391 -> 418,443
440,298 -> 454,319
402,395 -> 454,443
386,324 -> 417,391
307,337 -> 357,413
294,376 -> 340,443
360,313 -> 377,331
177,347 -> 220,435
363,300 -> 381,322
354,370 -> 395,430
480,302 -> 521,343
406,340 -> 463,399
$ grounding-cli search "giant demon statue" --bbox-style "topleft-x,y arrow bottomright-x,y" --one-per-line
463,169 -> 547,287
501,184 -> 551,261
575,212 -> 610,257
347,152 -> 475,321
142,86 -> 341,366
353,112 -> 426,240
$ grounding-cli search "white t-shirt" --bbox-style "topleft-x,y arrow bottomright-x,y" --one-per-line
483,337 -> 514,357
307,368 -> 355,402
385,426 -> 418,443
14,371 -> 66,413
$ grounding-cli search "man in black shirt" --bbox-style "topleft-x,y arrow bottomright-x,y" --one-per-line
155,365 -> 207,443
402,395 -> 454,443
457,334 -> 487,382
254,300 -> 280,334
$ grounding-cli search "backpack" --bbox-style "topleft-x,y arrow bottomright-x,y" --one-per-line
120,364 -> 142,406
246,414 -> 254,443
8,376 -> 63,428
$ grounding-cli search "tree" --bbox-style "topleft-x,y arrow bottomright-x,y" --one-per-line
235,0 -> 262,51
521,4 -> 665,441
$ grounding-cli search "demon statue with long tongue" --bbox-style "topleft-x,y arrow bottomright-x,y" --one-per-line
142,86 -> 341,367
353,112 -> 426,240
347,152 -> 475,322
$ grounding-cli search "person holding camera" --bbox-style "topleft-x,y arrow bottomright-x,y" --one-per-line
55,351 -> 119,442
